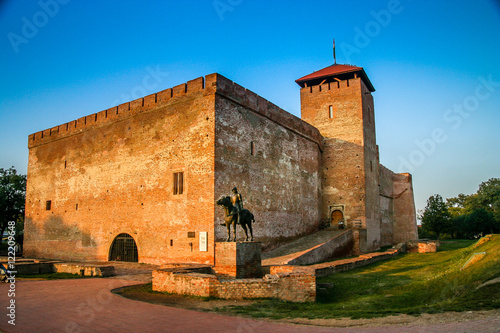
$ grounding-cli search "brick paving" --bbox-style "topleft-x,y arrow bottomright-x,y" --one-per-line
0,277 -> 498,333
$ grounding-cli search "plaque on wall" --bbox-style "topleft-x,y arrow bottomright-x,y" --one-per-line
199,231 -> 208,252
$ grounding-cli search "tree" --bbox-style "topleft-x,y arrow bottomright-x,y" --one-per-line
446,178 -> 500,239
421,194 -> 451,239
475,178 -> 500,223
466,208 -> 498,236
0,167 -> 26,245
446,193 -> 471,218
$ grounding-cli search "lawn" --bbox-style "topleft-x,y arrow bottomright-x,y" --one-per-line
216,235 -> 500,319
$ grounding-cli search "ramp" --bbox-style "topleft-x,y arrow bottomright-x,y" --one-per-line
262,228 -> 354,266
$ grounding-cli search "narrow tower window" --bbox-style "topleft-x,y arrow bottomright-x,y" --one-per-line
173,172 -> 184,195
329,105 -> 334,119
46,200 -> 52,211
250,141 -> 255,156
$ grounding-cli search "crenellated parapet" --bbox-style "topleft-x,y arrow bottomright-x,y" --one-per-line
28,73 -> 322,150
28,76 -> 209,149
213,74 -> 323,150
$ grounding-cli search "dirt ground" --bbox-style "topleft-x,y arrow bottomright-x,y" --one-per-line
116,286 -> 500,328
281,310 -> 500,328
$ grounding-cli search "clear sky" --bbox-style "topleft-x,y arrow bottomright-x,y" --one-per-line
1,0 -> 499,215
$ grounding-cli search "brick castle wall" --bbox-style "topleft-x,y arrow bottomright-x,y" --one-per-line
392,172 -> 418,243
25,76 -> 217,264
214,75 -> 322,244
300,77 -> 382,250
24,73 -> 324,263
379,164 -> 418,245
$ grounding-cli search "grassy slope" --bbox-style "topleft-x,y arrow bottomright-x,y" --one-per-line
219,236 -> 500,319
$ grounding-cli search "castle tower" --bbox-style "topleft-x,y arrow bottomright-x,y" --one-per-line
296,64 -> 381,250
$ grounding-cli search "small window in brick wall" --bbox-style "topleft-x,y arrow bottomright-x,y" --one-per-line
250,141 -> 255,156
46,200 -> 52,210
173,172 -> 184,195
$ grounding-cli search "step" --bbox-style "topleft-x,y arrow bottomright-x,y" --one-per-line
262,228 -> 352,266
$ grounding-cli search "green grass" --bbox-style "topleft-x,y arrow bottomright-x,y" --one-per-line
216,235 -> 500,319
438,239 -> 476,251
17,272 -> 100,280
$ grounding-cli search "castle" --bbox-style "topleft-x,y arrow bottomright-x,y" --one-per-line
24,63 -> 418,264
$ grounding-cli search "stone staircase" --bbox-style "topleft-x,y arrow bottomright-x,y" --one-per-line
261,227 -> 352,266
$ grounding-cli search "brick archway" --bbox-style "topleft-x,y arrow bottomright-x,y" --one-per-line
109,233 -> 138,262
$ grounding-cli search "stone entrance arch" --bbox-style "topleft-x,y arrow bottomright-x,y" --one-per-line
331,210 -> 344,229
109,233 -> 138,262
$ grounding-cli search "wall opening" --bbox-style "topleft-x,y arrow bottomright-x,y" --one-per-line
173,172 -> 184,195
331,210 -> 344,229
109,233 -> 138,262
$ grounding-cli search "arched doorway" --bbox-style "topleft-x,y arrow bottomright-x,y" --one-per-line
109,233 -> 138,262
331,210 -> 344,229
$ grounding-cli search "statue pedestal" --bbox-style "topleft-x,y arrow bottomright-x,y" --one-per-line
214,242 -> 262,278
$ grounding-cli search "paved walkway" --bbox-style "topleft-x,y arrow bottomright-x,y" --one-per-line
1,277 -> 499,333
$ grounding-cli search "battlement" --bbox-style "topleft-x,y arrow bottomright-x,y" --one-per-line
214,74 -> 323,150
28,75 -> 212,149
300,76 -> 363,94
28,73 -> 322,151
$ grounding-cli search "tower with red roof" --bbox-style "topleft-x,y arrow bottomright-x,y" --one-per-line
296,64 -> 382,250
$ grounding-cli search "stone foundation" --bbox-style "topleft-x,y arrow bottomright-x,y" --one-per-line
406,240 -> 440,253
214,242 -> 262,278
152,266 -> 316,302
152,241 -> 315,302
0,259 -> 115,277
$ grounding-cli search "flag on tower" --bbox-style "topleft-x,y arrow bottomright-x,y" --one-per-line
333,38 -> 336,64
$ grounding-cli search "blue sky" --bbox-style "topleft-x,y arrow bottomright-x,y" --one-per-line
0,0 -> 499,214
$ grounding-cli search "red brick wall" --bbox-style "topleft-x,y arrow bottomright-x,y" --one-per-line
392,172 -> 418,243
214,75 -> 323,244
361,80 -> 381,250
25,77 -> 217,264
300,77 -> 381,250
214,242 -> 262,278
24,73 -> 324,263
153,268 -> 316,302
378,164 -> 418,245
379,164 -> 395,246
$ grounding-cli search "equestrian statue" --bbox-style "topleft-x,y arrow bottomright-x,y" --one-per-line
216,187 -> 255,242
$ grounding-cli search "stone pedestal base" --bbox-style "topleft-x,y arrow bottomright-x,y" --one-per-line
214,242 -> 262,278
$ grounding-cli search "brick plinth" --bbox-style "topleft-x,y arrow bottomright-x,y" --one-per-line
214,242 -> 262,278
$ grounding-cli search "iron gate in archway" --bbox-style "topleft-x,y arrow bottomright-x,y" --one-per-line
109,233 -> 138,262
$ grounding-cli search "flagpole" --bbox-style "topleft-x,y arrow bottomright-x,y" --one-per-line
333,38 -> 337,64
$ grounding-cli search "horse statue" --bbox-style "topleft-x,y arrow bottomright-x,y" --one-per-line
216,196 -> 255,242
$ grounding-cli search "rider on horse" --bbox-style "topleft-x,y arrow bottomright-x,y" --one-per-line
230,187 -> 243,225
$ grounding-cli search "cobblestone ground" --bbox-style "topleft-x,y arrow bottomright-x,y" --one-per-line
0,262 -> 498,332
